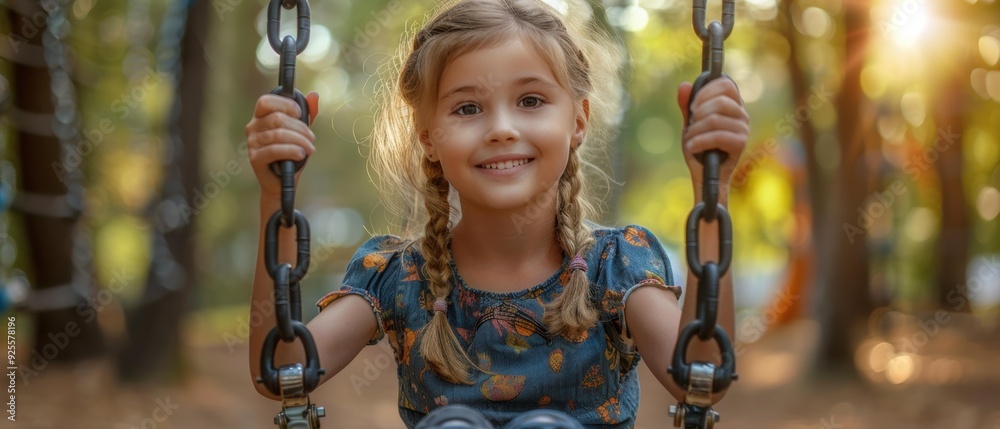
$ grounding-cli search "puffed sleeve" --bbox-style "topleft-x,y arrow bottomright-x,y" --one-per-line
595,225 -> 680,341
315,235 -> 405,345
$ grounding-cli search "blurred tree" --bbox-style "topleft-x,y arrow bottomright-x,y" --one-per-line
6,0 -> 106,363
813,0 -> 875,378
776,0 -> 875,379
777,0 -> 824,222
931,2 -> 975,314
118,0 -> 210,381
765,0 -> 824,330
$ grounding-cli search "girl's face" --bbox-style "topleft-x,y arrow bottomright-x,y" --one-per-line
420,37 -> 588,217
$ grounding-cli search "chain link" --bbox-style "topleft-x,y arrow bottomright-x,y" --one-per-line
43,1 -> 95,312
669,0 -> 739,427
255,1 -> 325,427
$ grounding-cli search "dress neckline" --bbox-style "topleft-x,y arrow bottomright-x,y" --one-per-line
446,254 -> 569,299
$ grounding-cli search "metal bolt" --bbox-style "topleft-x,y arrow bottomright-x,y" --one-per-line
669,403 -> 685,427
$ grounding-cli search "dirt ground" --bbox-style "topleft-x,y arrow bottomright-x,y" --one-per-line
12,320 -> 1000,429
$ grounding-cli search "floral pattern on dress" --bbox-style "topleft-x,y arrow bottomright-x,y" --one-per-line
315,223 -> 676,429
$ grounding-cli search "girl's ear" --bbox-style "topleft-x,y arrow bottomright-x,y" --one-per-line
419,128 -> 438,161
572,99 -> 590,149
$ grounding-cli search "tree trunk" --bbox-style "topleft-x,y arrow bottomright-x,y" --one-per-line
6,0 -> 106,370
931,3 -> 974,313
811,2 -> 874,378
778,0 -> 826,230
117,0 -> 210,381
765,0 -> 823,328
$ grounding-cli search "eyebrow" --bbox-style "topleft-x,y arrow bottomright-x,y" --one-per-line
438,76 -> 558,101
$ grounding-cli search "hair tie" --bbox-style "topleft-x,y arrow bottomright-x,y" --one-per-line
432,298 -> 448,313
569,255 -> 588,273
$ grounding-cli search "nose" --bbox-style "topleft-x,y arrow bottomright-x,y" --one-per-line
483,109 -> 519,144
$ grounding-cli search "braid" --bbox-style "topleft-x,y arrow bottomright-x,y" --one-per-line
418,157 -> 476,384
544,147 -> 597,340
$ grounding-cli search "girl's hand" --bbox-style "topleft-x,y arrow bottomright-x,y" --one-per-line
245,92 -> 320,198
677,78 -> 749,201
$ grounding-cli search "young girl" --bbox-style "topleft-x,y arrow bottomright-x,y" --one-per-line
245,0 -> 749,427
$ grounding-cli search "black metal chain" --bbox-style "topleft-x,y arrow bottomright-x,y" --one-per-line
35,1 -> 93,313
668,1 -> 738,428
255,1 -> 325,428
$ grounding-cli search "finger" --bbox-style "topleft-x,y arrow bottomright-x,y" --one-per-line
254,94 -> 303,119
684,113 -> 750,140
248,128 -> 316,153
691,96 -> 749,125
306,91 -> 320,125
250,144 -> 310,165
261,111 -> 316,142
691,78 -> 744,110
683,131 -> 746,159
676,82 -> 693,125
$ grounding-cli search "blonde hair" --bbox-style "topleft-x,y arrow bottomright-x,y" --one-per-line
369,0 -> 627,384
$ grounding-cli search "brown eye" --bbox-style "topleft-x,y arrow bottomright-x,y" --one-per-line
520,96 -> 543,108
455,104 -> 480,115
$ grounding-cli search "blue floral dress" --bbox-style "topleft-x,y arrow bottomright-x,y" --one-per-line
315,224 -> 680,428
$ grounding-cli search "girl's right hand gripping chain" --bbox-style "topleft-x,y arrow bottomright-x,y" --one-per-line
245,92 -> 320,197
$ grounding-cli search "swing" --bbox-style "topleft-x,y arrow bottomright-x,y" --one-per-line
667,1 -> 739,428
254,1 -> 326,428
253,0 -> 740,427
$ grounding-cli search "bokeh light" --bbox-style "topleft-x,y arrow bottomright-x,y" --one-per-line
637,117 -> 674,155
300,25 -> 338,66
980,35 -> 1000,66
900,92 -> 926,127
541,0 -> 568,15
800,7 -> 832,39
886,354 -> 916,384
905,207 -> 936,242
869,341 -> 895,372
608,5 -> 650,32
977,187 -> 1000,221
886,0 -> 930,48
987,71 -> 1000,102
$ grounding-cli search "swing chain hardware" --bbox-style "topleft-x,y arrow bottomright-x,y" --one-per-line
272,364 -> 327,429
266,0 -> 312,227
669,403 -> 720,429
669,0 -> 738,426
257,1 -> 325,427
687,0 -> 735,222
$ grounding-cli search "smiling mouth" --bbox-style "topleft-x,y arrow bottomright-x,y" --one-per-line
477,158 -> 534,170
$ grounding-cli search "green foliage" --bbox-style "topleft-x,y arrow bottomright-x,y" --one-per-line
9,0 -> 998,319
